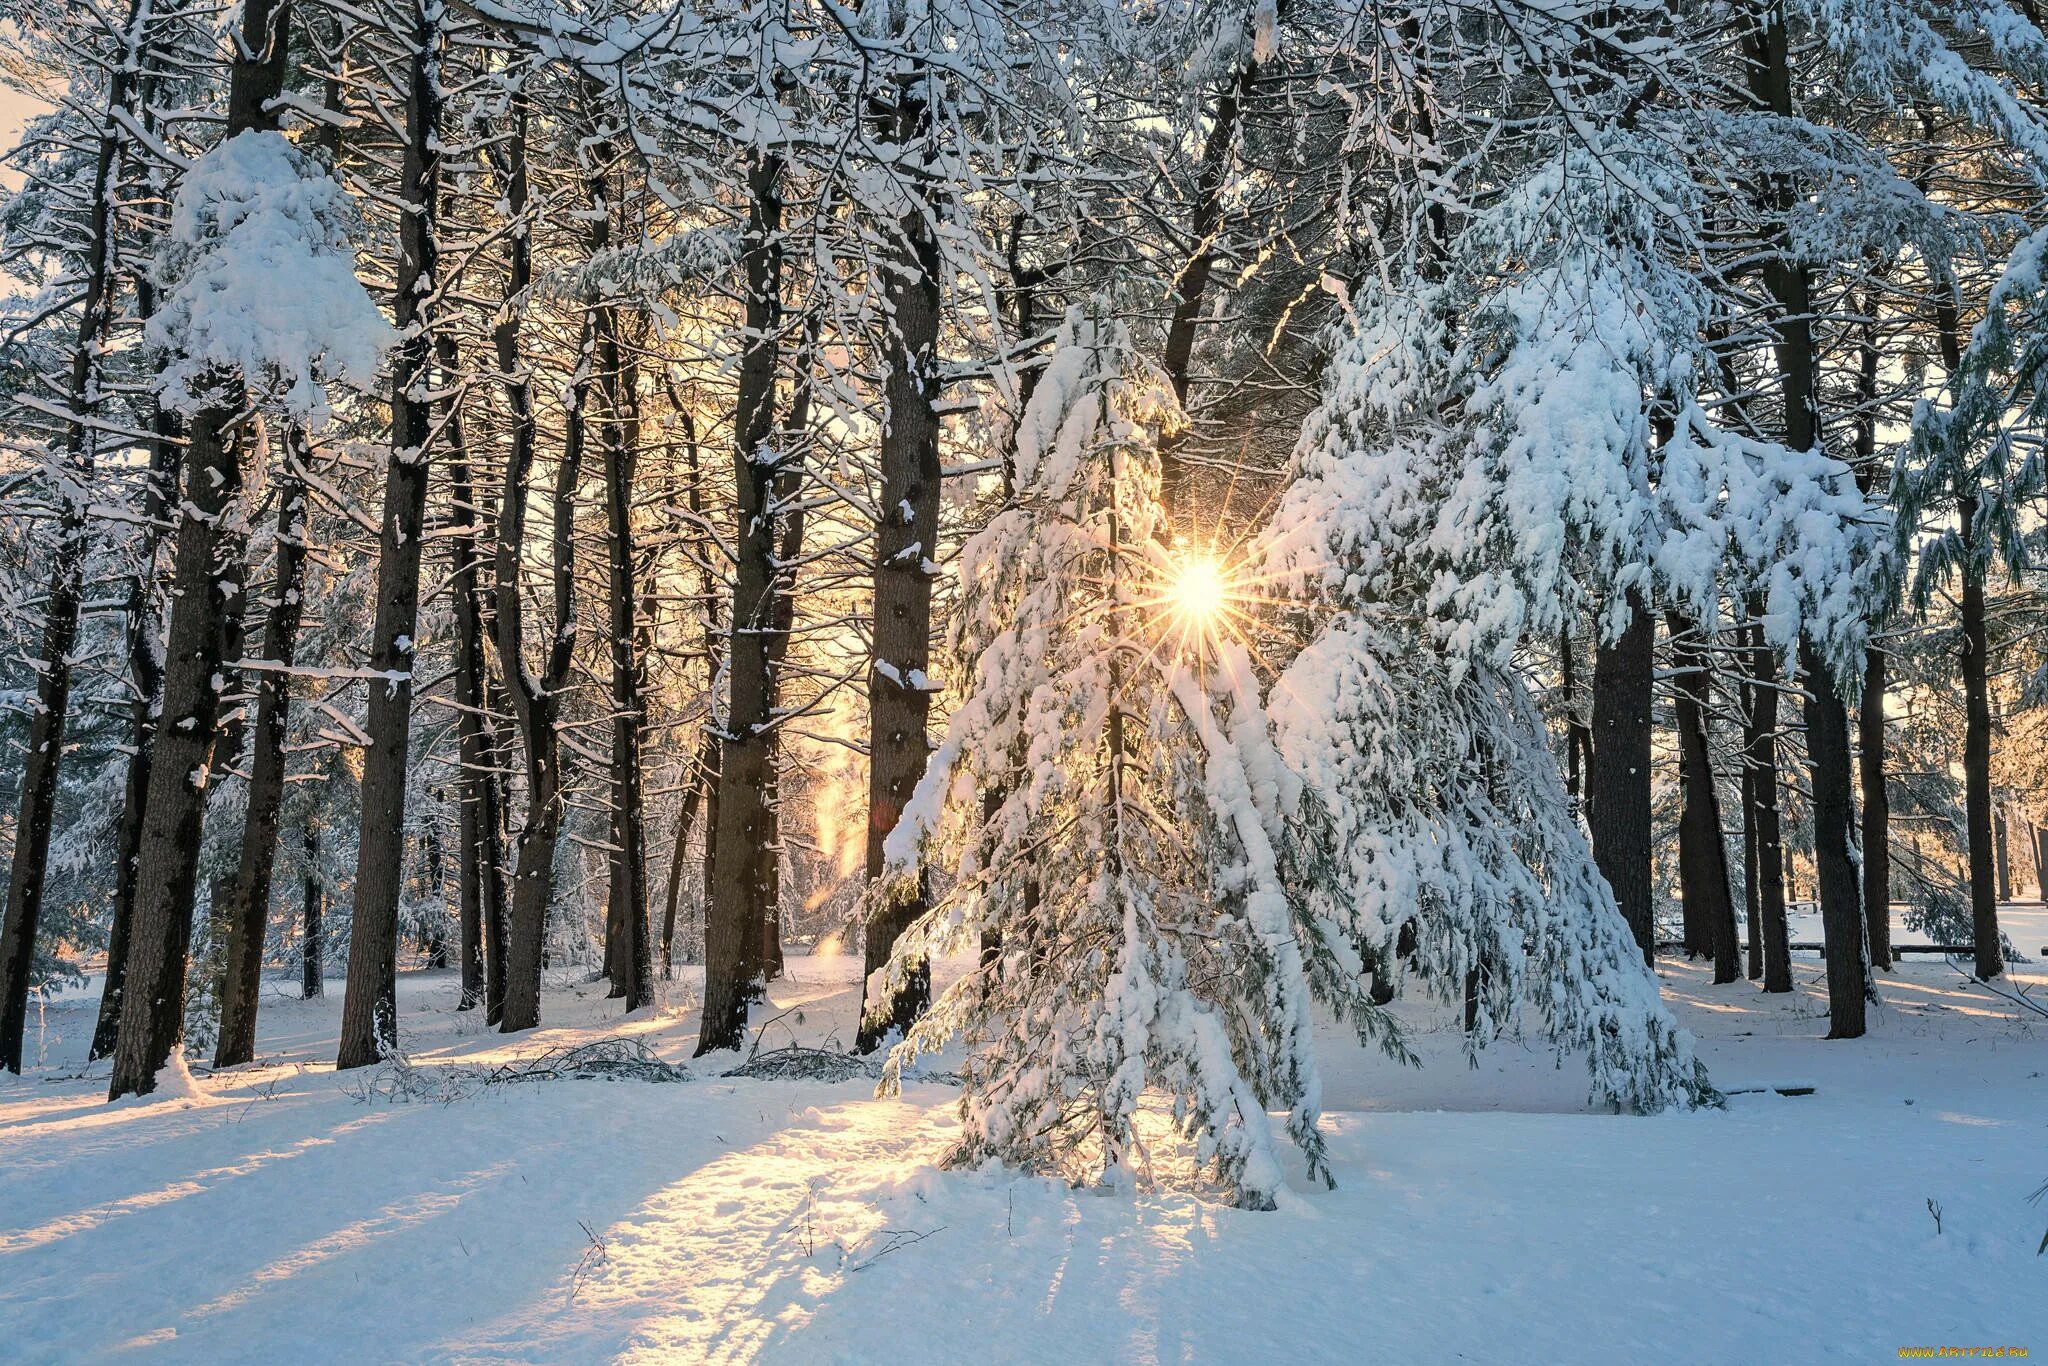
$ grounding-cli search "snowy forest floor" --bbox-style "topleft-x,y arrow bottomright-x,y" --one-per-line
4,927 -> 2046,1364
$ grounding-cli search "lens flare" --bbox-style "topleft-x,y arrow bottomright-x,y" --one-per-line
1172,555 -> 1228,621
1166,553 -> 1229,631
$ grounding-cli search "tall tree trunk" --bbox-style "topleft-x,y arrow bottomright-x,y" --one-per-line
213,429 -> 313,1067
1859,647 -> 1892,969
1993,804 -> 2012,902
659,409 -> 720,976
1589,590 -> 1656,965
496,311 -> 591,1032
107,0 -> 291,1100
1668,613 -> 1741,983
1746,0 -> 1867,1037
1746,613 -> 1794,997
756,380 -> 812,987
1804,641 -> 1869,1038
301,820 -> 323,997
1741,757 -> 1763,979
0,1 -> 151,1072
435,336 -> 503,1012
576,127 -> 652,1013
1958,499 -> 2003,978
597,314 -> 651,1014
698,153 -> 787,1055
91,16 -> 187,1065
1928,280 -> 2005,979
337,1 -> 442,1068
1851,299 -> 1893,972
661,737 -> 716,975
1562,625 -> 1592,806
858,178 -> 942,1053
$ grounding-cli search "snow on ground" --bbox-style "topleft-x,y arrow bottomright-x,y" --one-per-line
2,935 -> 2044,1364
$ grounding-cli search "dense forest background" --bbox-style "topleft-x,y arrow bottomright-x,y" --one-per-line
4,0 -> 2048,1202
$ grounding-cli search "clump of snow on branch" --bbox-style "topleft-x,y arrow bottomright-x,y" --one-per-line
149,130 -> 390,421
1270,141 -> 1884,681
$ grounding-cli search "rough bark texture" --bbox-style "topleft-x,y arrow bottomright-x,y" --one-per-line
338,5 -> 441,1069
582,132 -> 652,1013
1958,507 -> 2004,979
1803,642 -> 1869,1039
496,313 -> 590,1033
92,25 -> 187,1065
107,0 -> 288,1099
597,319 -> 651,1012
1667,613 -> 1741,984
858,180 -> 943,1054
1740,761 -> 1763,980
214,433 -> 312,1068
486,87 -> 582,1035
301,821 -> 323,998
1993,805 -> 2012,903
1859,647 -> 1892,970
698,154 -> 787,1055
1851,302 -> 1892,971
1589,590 -> 1656,966
436,336 -> 503,1013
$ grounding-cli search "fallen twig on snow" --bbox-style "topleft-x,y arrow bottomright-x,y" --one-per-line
487,1038 -> 690,1085
844,1225 -> 946,1272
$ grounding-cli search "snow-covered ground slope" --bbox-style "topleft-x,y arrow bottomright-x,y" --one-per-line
3,937 -> 2043,1364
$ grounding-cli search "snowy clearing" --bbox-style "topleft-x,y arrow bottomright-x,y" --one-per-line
4,939 -> 2045,1364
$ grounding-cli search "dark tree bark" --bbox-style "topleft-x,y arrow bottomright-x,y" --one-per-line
90,13 -> 187,1065
337,1 -> 443,1068
107,0 -> 291,1100
1562,625 -> 1593,806
0,3 -> 152,1072
1745,0 -> 1866,1037
484,84 -> 585,1035
1928,286 -> 2004,979
1850,300 -> 1893,971
435,335 -> 504,1013
213,430 -> 313,1068
1668,613 -> 1741,983
698,153 -> 789,1055
302,820 -> 323,998
1589,590 -> 1656,966
1958,499 -> 2003,979
857,154 -> 943,1054
754,374 -> 813,989
1745,626 -> 1794,997
597,326 -> 651,1012
659,410 -> 720,977
496,313 -> 591,1032
1859,648 -> 1892,970
661,737 -> 717,975
1803,642 -> 1869,1038
1741,760 -> 1763,980
1993,805 -> 2012,903
582,131 -> 652,1014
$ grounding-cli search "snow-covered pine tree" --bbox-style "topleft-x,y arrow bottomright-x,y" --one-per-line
873,307 -> 1367,1209
1259,137 -> 1876,1108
